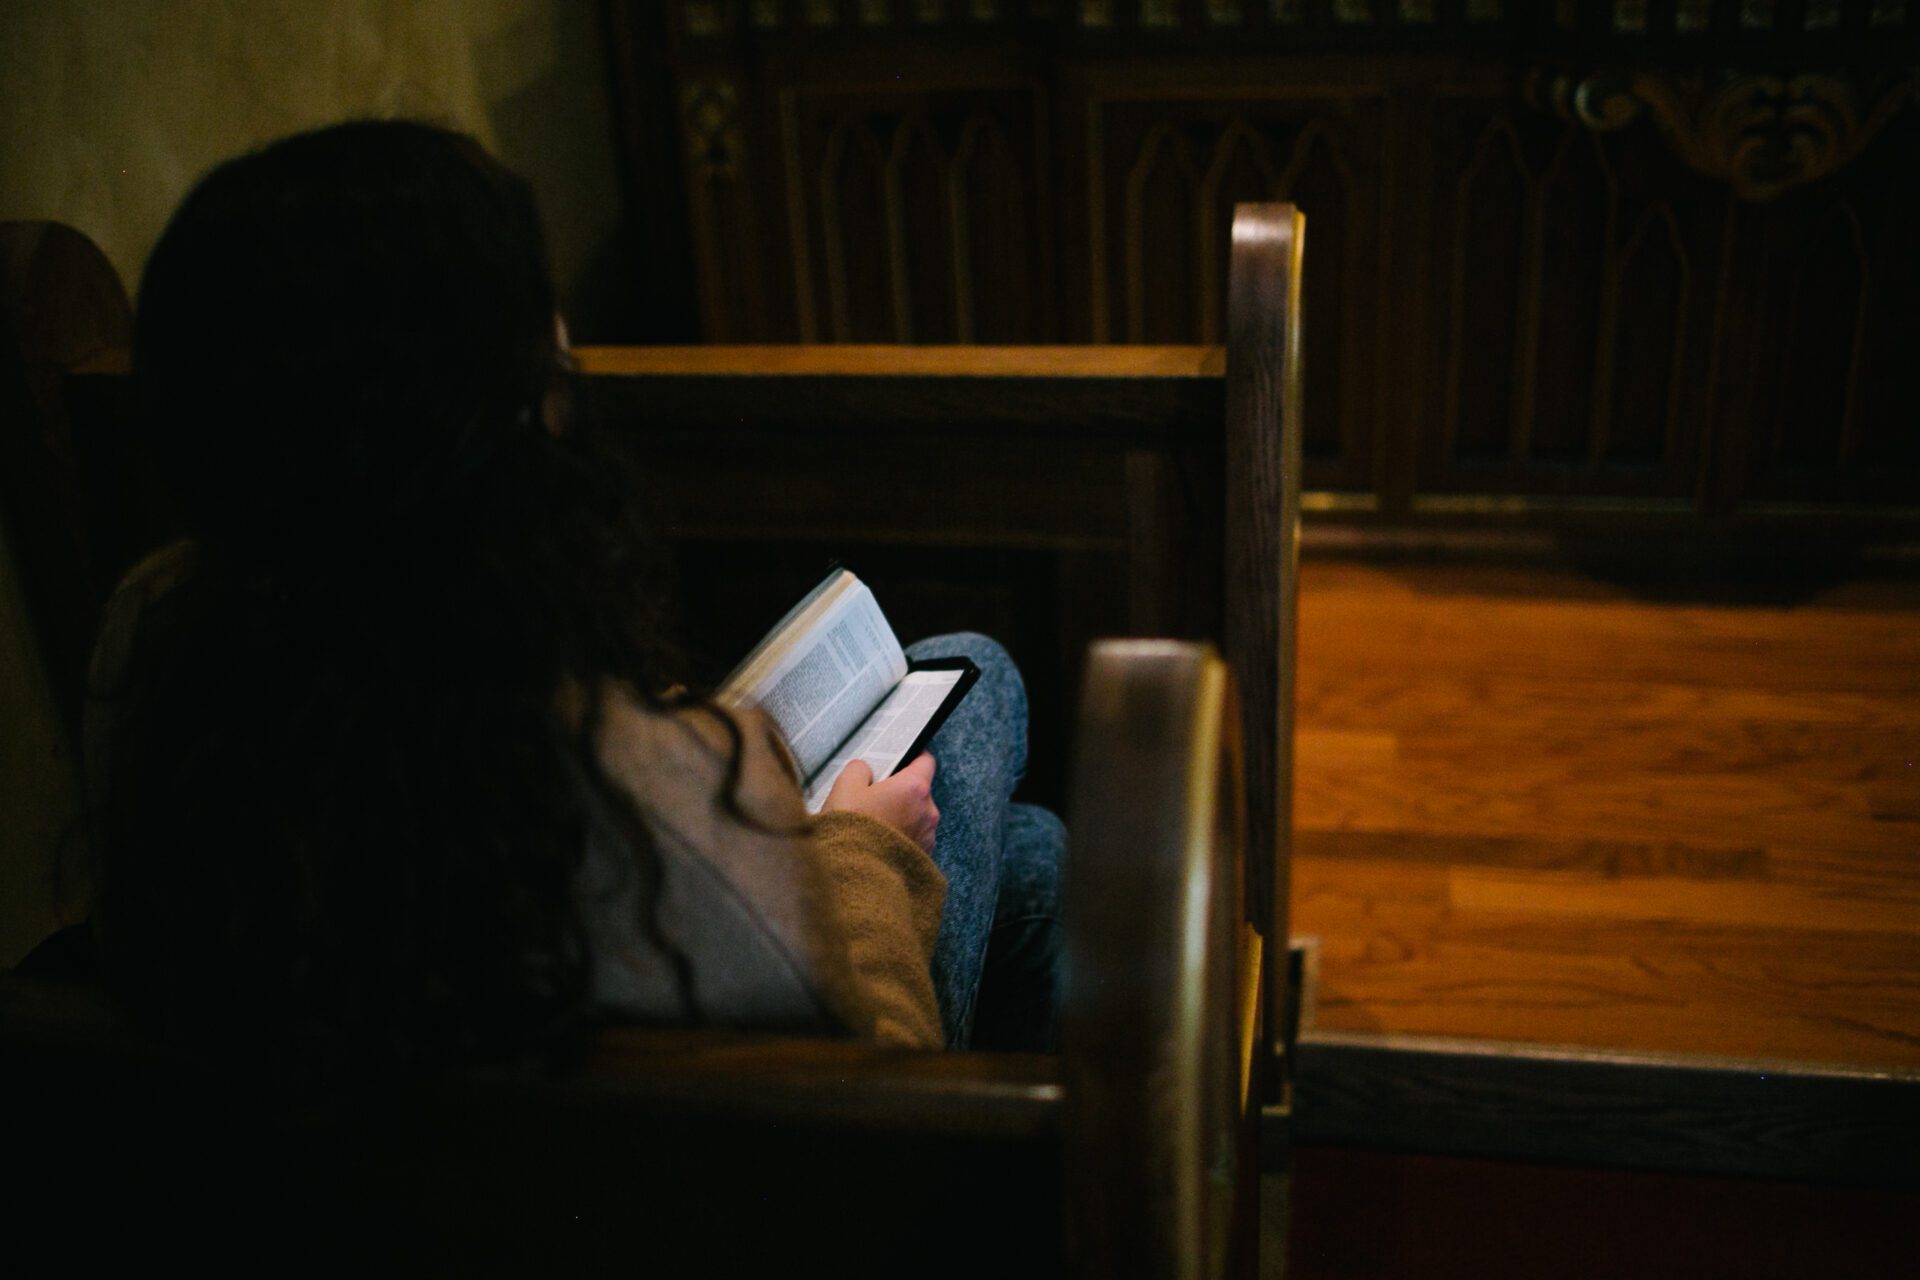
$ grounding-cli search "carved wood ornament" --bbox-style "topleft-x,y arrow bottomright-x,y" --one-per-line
680,79 -> 742,181
1533,68 -> 1919,201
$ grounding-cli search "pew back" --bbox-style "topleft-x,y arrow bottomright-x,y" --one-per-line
577,202 -> 1303,1076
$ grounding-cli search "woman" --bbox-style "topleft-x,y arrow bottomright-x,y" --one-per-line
90,120 -> 1062,1089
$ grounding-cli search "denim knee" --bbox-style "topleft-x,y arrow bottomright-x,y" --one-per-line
907,631 -> 1027,783
999,803 -> 1065,921
908,631 -> 1018,691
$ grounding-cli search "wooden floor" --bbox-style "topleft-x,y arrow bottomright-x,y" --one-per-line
1291,555 -> 1920,1070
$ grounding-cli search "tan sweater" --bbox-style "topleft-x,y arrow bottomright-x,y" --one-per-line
89,542 -> 949,1050
585,687 -> 946,1048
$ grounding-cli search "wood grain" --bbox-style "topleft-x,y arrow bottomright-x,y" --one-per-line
574,343 -> 1224,378
580,362 -> 1228,443
1063,643 -> 1244,1279
1224,204 -> 1304,1076
1292,557 -> 1920,1069
1289,1030 -> 1920,1187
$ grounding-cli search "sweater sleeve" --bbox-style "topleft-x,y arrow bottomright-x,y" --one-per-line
592,692 -> 946,1048
809,810 -> 946,1049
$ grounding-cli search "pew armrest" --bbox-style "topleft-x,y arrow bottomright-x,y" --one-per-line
1061,639 -> 1247,1277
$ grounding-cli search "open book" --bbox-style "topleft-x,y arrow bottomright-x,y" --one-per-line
718,570 -> 978,813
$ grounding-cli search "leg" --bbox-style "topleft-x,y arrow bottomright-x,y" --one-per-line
970,802 -> 1066,1052
904,631 -> 1025,1046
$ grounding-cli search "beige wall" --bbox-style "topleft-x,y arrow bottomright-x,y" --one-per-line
0,0 -> 629,329
0,0 -> 634,965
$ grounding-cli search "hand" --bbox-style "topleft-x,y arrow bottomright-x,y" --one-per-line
822,754 -> 939,854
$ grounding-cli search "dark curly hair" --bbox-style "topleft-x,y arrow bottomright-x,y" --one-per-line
96,120 -> 703,1088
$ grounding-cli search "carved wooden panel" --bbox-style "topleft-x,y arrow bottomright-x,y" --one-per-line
1082,86 -> 1382,495
1725,107 -> 1920,510
619,0 -> 1920,534
778,80 -> 1053,344
676,74 -> 770,339
1083,88 -> 1385,495
1414,91 -> 1718,502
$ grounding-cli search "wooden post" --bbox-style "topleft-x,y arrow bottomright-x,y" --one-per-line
1222,203 -> 1304,1101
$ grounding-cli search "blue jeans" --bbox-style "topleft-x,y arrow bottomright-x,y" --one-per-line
905,633 -> 1065,1051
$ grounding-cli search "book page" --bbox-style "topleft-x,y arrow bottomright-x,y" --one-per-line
732,580 -> 907,780
718,570 -> 854,705
802,668 -> 964,813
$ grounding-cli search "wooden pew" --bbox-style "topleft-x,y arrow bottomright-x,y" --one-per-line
4,206 -> 1308,1274
6,640 -> 1258,1276
575,203 -> 1305,1092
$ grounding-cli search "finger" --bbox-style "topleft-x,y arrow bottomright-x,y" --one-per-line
826,760 -> 874,805
899,753 -> 936,785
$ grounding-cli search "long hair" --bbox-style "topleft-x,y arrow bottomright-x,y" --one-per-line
97,121 -> 691,1087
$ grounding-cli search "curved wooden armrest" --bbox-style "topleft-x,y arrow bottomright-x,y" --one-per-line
1061,639 -> 1246,1279
581,1027 -> 1058,1139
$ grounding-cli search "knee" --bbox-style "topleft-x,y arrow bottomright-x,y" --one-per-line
910,631 -> 1024,705
1011,802 -> 1066,855
908,631 -> 1029,779
1002,803 -> 1066,909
